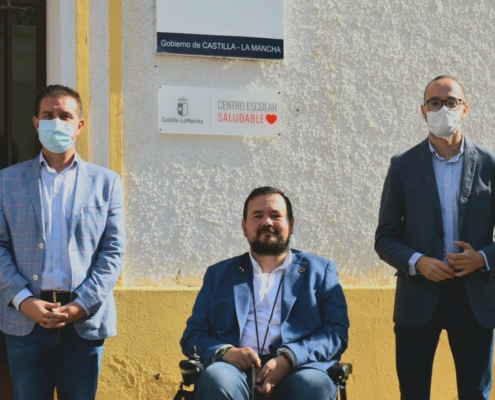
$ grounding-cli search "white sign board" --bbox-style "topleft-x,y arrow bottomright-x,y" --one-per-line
156,0 -> 284,60
157,86 -> 281,137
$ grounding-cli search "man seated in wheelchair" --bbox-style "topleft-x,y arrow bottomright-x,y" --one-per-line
181,187 -> 350,400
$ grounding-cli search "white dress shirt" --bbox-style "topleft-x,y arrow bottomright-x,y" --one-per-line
239,250 -> 292,355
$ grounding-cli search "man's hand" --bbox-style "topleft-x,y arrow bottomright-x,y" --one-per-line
20,299 -> 87,329
19,297 -> 61,327
447,241 -> 485,277
41,302 -> 87,328
222,347 -> 261,371
256,356 -> 292,397
415,256 -> 454,282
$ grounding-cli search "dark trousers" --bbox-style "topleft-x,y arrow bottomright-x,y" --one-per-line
395,279 -> 493,400
5,323 -> 104,400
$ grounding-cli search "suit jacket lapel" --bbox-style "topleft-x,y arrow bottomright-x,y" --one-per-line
458,138 -> 477,234
281,252 -> 307,324
232,253 -> 252,340
68,158 -> 92,239
26,158 -> 44,238
419,139 -> 443,229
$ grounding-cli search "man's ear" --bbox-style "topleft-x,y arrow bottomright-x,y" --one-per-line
289,218 -> 294,235
32,116 -> 39,132
420,104 -> 427,121
241,219 -> 247,237
72,118 -> 85,141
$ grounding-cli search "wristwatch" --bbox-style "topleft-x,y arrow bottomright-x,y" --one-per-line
215,345 -> 234,361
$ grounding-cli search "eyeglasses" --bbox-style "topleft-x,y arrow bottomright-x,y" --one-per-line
424,98 -> 465,112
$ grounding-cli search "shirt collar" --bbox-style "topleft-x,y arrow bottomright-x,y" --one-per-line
249,249 -> 293,275
39,151 -> 79,172
428,136 -> 465,161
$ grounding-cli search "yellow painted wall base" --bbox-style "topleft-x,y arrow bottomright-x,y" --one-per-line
97,287 -> 491,399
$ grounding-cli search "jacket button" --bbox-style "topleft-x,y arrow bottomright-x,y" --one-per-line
39,243 -> 44,249
33,275 -> 39,281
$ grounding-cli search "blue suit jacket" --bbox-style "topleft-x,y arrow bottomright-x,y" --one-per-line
375,137 -> 495,328
181,250 -> 349,371
0,157 -> 125,339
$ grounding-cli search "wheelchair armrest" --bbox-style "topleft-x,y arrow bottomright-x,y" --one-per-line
179,346 -> 205,387
327,362 -> 352,385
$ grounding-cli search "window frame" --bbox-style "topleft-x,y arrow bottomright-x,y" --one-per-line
0,0 -> 46,168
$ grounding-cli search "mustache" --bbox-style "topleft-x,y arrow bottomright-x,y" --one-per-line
257,226 -> 279,235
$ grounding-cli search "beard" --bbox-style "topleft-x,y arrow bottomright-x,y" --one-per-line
249,226 -> 291,256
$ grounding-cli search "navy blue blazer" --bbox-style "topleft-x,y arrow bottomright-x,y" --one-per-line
375,137 -> 495,328
181,250 -> 349,371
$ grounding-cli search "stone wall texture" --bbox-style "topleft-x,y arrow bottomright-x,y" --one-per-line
121,0 -> 495,286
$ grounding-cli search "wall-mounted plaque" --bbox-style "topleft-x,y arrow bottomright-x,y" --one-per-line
156,0 -> 284,60
157,86 -> 282,137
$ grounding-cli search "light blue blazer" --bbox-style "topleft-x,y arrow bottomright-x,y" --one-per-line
181,250 -> 349,371
0,157 -> 125,339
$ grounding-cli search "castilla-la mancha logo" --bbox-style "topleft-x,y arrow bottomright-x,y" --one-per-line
177,97 -> 188,116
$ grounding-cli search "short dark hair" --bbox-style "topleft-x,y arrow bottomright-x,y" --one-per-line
242,186 -> 294,221
423,75 -> 466,102
34,84 -> 83,118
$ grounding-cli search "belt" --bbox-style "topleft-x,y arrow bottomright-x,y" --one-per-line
40,291 -> 71,306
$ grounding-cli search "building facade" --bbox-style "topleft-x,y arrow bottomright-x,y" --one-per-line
2,0 -> 495,398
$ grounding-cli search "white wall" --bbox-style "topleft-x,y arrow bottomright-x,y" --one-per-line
120,0 -> 495,286
89,0 -> 110,168
46,0 -> 76,88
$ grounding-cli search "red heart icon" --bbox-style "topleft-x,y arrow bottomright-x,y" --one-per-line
266,114 -> 277,124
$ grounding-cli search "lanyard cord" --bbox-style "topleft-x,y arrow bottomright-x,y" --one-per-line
247,254 -> 286,358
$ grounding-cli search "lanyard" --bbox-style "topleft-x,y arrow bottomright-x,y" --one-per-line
245,253 -> 286,358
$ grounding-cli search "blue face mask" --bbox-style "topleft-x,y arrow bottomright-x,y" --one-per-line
38,118 -> 77,153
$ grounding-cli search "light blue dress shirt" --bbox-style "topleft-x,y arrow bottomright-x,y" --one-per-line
408,138 -> 489,274
12,153 -> 90,314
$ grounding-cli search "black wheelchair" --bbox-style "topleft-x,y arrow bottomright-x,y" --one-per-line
176,347 -> 352,400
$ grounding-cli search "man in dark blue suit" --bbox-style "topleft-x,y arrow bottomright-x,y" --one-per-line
376,76 -> 495,400
181,186 -> 349,399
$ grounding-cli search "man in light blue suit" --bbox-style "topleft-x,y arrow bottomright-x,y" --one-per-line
181,187 -> 349,400
0,85 -> 125,400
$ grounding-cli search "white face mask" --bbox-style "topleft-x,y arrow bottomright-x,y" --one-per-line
38,118 -> 77,153
426,106 -> 463,139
